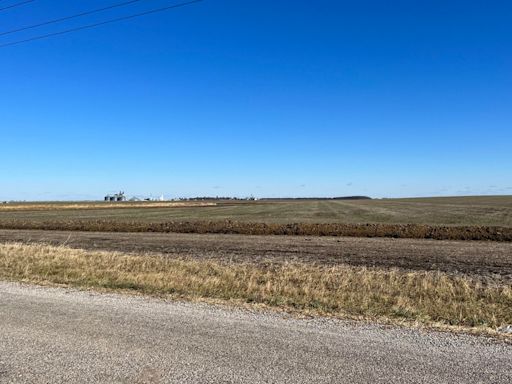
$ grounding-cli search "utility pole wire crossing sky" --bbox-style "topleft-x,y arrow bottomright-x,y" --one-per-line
0,0 -> 35,12
0,0 -> 149,37
0,0 -> 204,48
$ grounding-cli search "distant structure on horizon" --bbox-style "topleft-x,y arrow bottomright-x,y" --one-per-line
105,192 -> 167,202
104,191 -> 126,202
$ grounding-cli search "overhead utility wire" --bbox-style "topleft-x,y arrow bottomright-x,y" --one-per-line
0,0 -> 35,12
0,0 -> 203,48
0,0 -> 149,37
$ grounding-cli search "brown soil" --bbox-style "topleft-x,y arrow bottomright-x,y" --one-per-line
0,220 -> 511,241
0,229 -> 510,284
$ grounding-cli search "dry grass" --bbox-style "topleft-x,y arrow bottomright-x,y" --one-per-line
0,202 -> 216,211
0,242 -> 510,332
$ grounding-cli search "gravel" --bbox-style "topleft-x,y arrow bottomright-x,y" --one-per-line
0,281 -> 511,383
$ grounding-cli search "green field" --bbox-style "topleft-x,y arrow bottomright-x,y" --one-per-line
1,195 -> 511,227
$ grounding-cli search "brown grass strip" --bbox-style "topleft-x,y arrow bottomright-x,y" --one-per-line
0,202 -> 216,211
0,243 -> 510,331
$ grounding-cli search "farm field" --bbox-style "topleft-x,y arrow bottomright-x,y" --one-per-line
1,195 -> 512,227
0,196 -> 511,334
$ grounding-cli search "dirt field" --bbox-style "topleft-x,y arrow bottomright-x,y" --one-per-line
2,229 -> 510,283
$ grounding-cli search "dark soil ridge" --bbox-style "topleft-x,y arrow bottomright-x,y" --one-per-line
0,220 -> 511,241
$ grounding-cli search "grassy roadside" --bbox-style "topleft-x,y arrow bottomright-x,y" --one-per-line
0,242 -> 510,334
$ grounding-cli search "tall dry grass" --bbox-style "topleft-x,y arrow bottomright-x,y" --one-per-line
0,202 -> 216,211
0,242 -> 510,330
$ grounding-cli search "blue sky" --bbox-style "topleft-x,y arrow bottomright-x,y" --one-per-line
1,0 -> 511,200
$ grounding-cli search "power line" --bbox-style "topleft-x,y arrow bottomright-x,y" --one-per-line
0,0 -> 203,48
0,0 -> 35,12
0,0 -> 150,37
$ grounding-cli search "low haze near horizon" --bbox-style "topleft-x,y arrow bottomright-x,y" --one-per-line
1,0 -> 511,201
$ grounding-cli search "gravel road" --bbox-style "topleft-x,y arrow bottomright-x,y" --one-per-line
0,281 -> 510,383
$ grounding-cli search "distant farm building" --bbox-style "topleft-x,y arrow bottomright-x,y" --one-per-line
104,191 -> 126,202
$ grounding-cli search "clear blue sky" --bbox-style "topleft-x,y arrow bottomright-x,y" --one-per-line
1,0 -> 511,200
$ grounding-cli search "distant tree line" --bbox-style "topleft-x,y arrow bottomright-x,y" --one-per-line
177,196 -> 256,201
259,196 -> 372,201
175,196 -> 371,201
